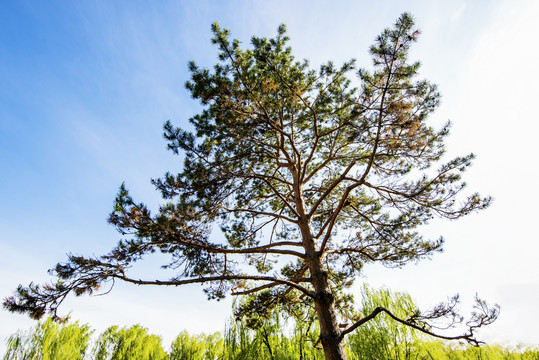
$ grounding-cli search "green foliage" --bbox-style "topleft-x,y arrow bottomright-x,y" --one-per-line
222,318 -> 263,360
404,342 -> 539,360
343,286 -> 538,360
169,331 -> 223,360
93,325 -> 168,360
4,292 -> 538,360
346,286 -> 421,360
222,313 -> 324,360
3,317 -> 92,360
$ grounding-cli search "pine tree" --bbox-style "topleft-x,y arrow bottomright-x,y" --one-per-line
4,14 -> 498,360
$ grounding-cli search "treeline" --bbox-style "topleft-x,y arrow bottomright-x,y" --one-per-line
4,287 -> 538,360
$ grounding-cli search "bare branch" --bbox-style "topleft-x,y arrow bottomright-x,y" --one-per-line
222,206 -> 297,224
231,277 -> 311,296
340,297 -> 499,346
308,160 -> 358,218
113,273 -> 315,298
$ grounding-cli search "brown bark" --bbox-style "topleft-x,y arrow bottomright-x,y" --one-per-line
310,258 -> 348,360
296,192 -> 348,360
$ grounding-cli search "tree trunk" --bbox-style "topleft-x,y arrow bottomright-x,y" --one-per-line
297,217 -> 347,360
294,175 -> 348,359
311,257 -> 348,360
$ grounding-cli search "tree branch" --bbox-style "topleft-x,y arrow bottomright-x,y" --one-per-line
231,277 -> 311,296
340,298 -> 499,347
113,274 -> 315,298
222,206 -> 297,224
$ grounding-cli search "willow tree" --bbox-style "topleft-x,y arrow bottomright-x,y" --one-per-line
4,14 -> 498,360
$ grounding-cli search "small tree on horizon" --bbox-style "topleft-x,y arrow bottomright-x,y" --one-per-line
4,13 -> 498,360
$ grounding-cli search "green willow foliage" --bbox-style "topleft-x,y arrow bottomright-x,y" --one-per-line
346,286 -> 420,360
170,331 -> 223,360
93,325 -> 168,360
4,287 -> 538,360
4,317 -> 92,360
224,308 -> 323,360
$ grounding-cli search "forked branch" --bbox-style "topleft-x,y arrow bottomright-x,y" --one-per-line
340,295 -> 499,346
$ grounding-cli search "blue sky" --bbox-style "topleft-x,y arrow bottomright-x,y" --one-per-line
2,0 -> 539,353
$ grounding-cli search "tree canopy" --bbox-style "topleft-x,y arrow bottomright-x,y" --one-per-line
4,13 -> 498,360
